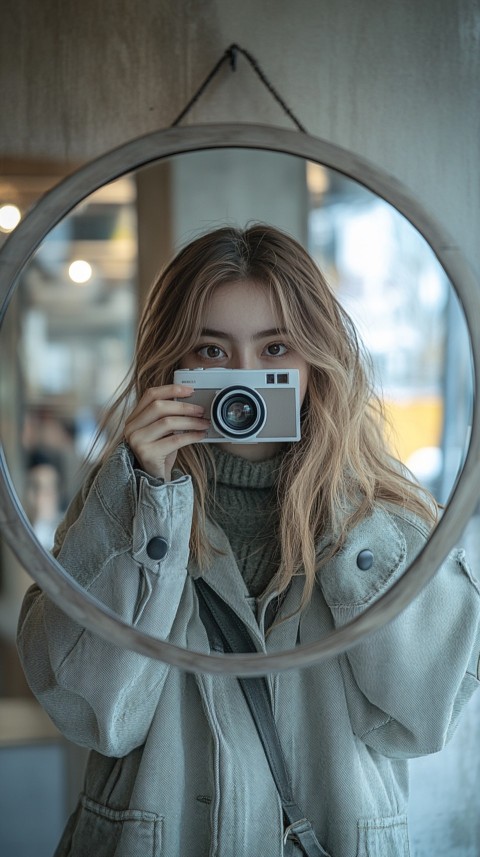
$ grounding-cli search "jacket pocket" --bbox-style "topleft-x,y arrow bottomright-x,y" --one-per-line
69,794 -> 163,857
356,814 -> 410,857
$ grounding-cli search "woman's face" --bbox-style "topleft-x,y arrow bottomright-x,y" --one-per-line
180,280 -> 310,459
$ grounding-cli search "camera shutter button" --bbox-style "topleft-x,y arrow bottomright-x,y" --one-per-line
146,537 -> 169,560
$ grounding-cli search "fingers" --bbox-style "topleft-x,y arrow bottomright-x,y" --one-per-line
127,384 -> 199,424
141,428 -> 209,460
123,385 -> 210,479
126,414 -> 210,448
125,398 -> 207,437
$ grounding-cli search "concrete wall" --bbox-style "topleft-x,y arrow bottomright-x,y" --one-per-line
1,0 -> 479,273
1,1 -> 479,854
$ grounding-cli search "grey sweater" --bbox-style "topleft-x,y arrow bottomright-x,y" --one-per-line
206,445 -> 283,597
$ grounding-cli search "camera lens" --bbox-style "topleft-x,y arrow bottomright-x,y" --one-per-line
222,396 -> 257,430
212,386 -> 266,439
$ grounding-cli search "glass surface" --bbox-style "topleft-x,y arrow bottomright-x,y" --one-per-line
0,174 -> 138,550
305,165 -> 473,503
0,148 -> 473,609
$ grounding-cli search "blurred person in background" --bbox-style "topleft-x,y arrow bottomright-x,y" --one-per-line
24,449 -> 65,551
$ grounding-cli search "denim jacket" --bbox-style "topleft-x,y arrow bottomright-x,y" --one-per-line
17,443 -> 480,857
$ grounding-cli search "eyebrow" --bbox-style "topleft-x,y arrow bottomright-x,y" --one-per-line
199,327 -> 288,341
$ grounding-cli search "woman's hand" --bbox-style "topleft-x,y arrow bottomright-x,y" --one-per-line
124,385 -> 210,481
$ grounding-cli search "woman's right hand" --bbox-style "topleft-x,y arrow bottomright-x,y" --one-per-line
124,385 -> 211,481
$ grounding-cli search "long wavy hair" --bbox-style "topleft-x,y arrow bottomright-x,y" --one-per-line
97,224 -> 437,608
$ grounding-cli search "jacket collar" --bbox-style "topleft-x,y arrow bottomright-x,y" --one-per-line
188,517 -> 270,651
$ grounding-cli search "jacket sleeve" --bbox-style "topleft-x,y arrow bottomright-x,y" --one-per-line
16,442 -> 195,757
319,505 -> 480,759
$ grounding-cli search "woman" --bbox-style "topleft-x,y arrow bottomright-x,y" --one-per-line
17,225 -> 480,857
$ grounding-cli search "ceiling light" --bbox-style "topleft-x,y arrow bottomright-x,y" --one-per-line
68,260 -> 93,284
0,204 -> 21,233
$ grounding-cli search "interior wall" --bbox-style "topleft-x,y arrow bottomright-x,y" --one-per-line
0,0 -> 479,276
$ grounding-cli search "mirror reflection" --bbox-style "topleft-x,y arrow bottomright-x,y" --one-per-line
1,147 -> 479,857
1,148 -> 472,558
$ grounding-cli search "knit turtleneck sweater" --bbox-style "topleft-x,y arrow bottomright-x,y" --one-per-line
206,445 -> 284,597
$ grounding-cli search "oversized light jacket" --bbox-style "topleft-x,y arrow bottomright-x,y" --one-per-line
17,443 -> 480,857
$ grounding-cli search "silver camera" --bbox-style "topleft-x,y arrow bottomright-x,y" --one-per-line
173,368 -> 301,443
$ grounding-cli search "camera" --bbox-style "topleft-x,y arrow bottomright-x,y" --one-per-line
173,368 -> 301,443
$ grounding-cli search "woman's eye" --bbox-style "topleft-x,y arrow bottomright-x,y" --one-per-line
265,342 -> 288,357
197,345 -> 226,359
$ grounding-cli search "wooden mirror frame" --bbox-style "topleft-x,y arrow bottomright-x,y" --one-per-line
1,123 -> 479,675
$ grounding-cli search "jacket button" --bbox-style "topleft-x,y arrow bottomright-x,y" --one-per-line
356,549 -> 373,570
146,537 -> 168,560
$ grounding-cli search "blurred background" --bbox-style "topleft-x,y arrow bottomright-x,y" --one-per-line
0,2 -> 479,855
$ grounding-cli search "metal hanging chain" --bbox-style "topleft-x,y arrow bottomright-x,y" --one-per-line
170,43 -> 307,132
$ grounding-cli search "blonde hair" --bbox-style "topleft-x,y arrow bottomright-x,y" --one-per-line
98,224 -> 437,609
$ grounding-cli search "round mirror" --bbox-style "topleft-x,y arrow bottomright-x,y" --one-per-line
0,125 -> 479,675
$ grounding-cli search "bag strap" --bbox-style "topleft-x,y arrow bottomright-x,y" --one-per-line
195,578 -> 331,857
